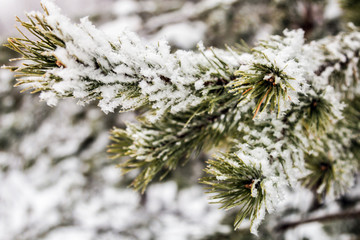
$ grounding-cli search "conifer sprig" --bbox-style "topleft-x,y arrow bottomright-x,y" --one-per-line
298,90 -> 339,135
302,148 -> 356,201
230,60 -> 296,119
201,150 -> 285,235
227,29 -> 309,119
4,13 -> 64,93
202,153 -> 265,229
109,95 -> 242,192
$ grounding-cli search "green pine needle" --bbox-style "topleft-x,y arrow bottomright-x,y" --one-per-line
302,153 -> 336,201
201,153 -> 266,230
4,11 -> 65,92
300,92 -> 336,135
228,60 -> 295,119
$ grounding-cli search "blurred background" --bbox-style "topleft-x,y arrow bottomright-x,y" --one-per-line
0,0 -> 360,239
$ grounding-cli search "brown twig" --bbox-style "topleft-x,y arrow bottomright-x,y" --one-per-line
276,209 -> 360,232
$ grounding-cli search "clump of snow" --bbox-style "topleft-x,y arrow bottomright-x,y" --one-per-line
324,0 -> 342,20
112,0 -> 139,16
0,69 -> 13,92
39,91 -> 59,106
152,21 -> 207,49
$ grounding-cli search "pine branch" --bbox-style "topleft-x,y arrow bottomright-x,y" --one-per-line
4,2 -> 360,121
109,93 -> 242,192
300,94 -> 360,200
3,1 -> 239,120
3,0 -> 327,121
201,147 -> 287,235
314,24 -> 360,98
293,88 -> 341,135
228,29 -> 309,119
4,1 -> 360,236
200,83 -> 357,232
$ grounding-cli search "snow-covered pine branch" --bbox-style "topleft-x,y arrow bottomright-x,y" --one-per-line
5,0 -> 241,122
5,0 -> 321,121
4,0 -> 360,235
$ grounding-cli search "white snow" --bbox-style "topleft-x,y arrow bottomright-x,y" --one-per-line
152,21 -> 207,49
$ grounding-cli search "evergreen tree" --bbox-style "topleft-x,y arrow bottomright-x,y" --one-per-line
3,0 -> 360,237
